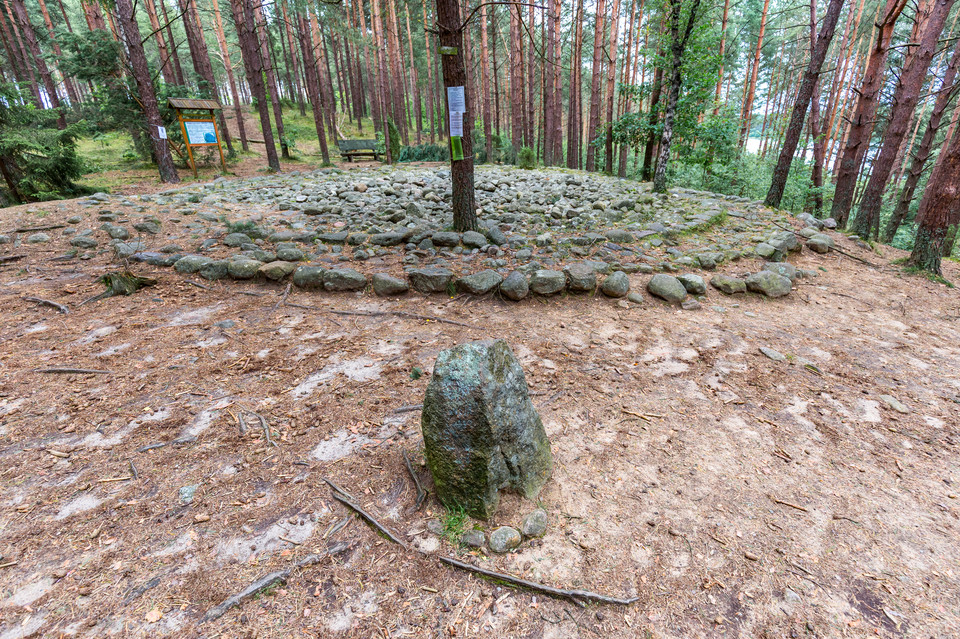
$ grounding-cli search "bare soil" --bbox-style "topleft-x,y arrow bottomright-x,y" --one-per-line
0,181 -> 958,638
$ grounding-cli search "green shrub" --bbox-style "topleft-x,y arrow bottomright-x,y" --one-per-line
518,146 -> 536,169
0,83 -> 88,203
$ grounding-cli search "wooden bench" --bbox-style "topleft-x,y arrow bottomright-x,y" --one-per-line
337,139 -> 382,162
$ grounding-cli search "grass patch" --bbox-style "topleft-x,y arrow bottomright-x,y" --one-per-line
441,505 -> 469,543
902,264 -> 954,287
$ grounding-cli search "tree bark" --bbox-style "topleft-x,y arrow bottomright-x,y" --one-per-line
179,0 -> 234,154
830,0 -> 907,225
852,0 -> 955,239
509,3 -> 524,151
35,0 -> 79,104
566,0 -> 584,169
423,0 -> 437,142
652,0 -> 702,193
159,0 -> 187,86
435,0 -> 477,231
3,0 -> 42,107
144,0 -> 178,86
406,4 -> 423,144
884,38 -> 960,241
480,2 -> 493,161
764,0 -> 846,208
739,0 -> 771,148
713,0 -> 730,115
230,0 -> 279,171
585,0 -> 606,171
603,0 -> 621,174
543,0 -> 557,165
642,65 -> 662,181
297,11 -> 329,164
114,0 -> 179,183
10,0 -> 65,126
211,0 -> 248,151
908,122 -> 960,273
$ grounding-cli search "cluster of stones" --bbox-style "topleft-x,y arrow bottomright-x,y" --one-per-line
428,508 -> 548,554
9,167 -> 846,307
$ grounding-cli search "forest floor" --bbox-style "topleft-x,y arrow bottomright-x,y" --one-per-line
0,160 -> 959,639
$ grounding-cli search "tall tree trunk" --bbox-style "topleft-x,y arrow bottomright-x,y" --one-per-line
567,0 -> 584,169
604,0 -> 621,174
178,0 -> 234,153
423,0 -> 437,142
764,0 -> 847,208
852,0 -> 954,239
211,0 -> 248,151
435,0 -> 476,231
830,0 -> 908,225
739,0 -> 771,149
585,0 -> 606,171
297,11 -> 329,164
652,0 -> 703,193
713,0 -> 730,115
230,0 -> 279,170
3,0 -> 42,107
618,0 -> 640,176
144,0 -> 178,86
10,0 -> 64,126
159,0 -> 187,86
509,3 -> 524,151
908,122 -> 960,273
526,3 -> 535,148
642,66 -> 663,180
406,4 -> 423,144
281,0 -> 306,116
254,1 -> 289,159
543,0 -> 557,165
884,38 -> 960,241
314,18 -> 337,139
114,0 -> 179,182
35,0 -> 79,104
0,3 -> 28,92
480,2 -> 493,161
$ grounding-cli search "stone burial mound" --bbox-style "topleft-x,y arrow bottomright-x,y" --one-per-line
420,339 -> 553,519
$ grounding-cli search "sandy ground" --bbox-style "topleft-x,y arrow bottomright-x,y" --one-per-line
0,179 -> 958,639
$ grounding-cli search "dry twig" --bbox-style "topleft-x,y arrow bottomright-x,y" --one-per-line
35,368 -> 112,375
328,485 -> 408,548
23,297 -> 69,314
438,556 -> 639,606
402,450 -> 428,510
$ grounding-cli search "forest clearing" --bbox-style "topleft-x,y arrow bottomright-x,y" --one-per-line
2,0 -> 960,635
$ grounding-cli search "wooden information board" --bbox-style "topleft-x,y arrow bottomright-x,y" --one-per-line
168,98 -> 226,178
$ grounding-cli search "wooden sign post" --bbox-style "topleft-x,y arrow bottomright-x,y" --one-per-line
168,98 -> 227,178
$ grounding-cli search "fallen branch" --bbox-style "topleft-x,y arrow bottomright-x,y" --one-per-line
0,255 -> 26,264
35,368 -> 112,375
438,556 -> 639,606
402,450 -> 428,510
330,309 -> 475,328
768,220 -> 879,268
23,297 -> 69,314
328,485 -> 408,548
202,552 -> 331,622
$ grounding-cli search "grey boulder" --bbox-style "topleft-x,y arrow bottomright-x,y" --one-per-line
647,274 -> 687,303
745,271 -> 792,297
422,340 -> 552,519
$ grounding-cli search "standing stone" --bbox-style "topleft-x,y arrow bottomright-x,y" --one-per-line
422,340 -> 552,519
